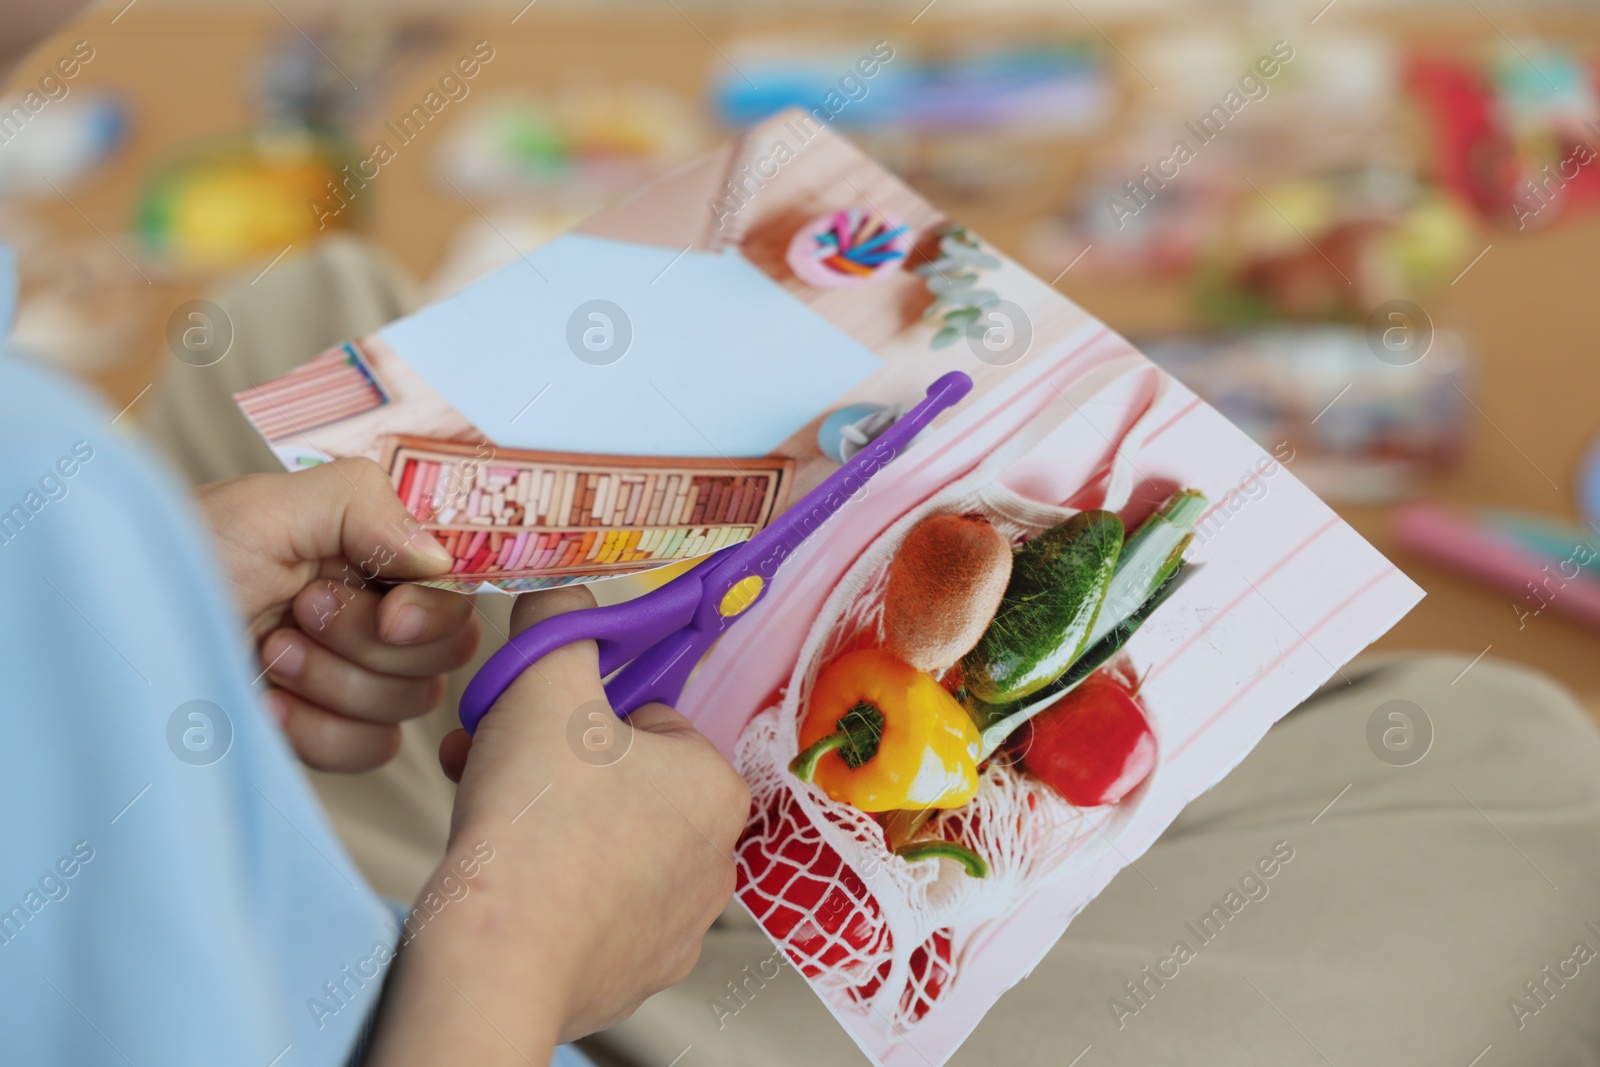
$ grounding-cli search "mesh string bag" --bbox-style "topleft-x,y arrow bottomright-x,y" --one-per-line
735,356 -> 1169,1037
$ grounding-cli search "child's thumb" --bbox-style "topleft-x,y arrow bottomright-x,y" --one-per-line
282,457 -> 455,578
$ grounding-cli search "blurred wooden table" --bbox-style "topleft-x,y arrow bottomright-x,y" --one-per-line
14,2 -> 1600,704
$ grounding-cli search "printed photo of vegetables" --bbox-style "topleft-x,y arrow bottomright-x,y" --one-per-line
686,112 -> 1422,1067
733,404 -> 1206,1038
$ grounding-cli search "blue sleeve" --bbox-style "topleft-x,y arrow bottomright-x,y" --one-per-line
0,352 -> 398,1066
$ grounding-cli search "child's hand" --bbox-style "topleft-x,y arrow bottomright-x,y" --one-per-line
410,586 -> 749,1047
197,458 -> 481,772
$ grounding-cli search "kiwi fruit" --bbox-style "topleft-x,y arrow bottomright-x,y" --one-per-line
882,512 -> 1012,672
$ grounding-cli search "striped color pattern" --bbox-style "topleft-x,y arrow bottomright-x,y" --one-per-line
235,343 -> 388,443
383,435 -> 792,581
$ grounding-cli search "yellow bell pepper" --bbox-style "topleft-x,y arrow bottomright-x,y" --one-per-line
789,649 -> 981,813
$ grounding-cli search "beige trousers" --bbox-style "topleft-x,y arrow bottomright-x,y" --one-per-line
591,654 -> 1600,1066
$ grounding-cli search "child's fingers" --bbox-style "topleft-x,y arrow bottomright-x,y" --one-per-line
626,702 -> 751,851
508,585 -> 598,635
438,728 -> 472,783
209,459 -> 453,581
292,580 -> 480,678
266,687 -> 404,773
261,628 -> 448,723
375,584 -> 479,647
625,700 -> 698,737
287,458 -> 456,579
487,586 -> 607,713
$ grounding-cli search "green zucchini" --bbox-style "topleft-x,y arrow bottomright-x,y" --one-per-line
970,560 -> 1195,758
959,510 -> 1123,705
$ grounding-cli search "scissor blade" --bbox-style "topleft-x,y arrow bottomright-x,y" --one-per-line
708,371 -> 973,596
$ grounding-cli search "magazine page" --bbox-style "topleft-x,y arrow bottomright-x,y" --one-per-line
233,107 -> 1422,1066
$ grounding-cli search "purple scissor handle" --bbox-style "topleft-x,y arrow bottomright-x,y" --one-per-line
458,370 -> 973,734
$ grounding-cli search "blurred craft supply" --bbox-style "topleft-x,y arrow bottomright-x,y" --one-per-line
137,129 -> 358,272
1407,45 -> 1600,230
436,86 -> 705,197
255,15 -> 444,132
1585,435 -> 1600,533
1042,158 -> 1475,316
0,93 -> 125,195
712,39 -> 1111,135
1033,30 -> 1410,286
1195,171 -> 1476,324
1141,325 -> 1468,502
712,38 -> 1108,212
135,16 -> 441,273
1034,28 -> 1489,316
1481,509 -> 1600,581
1394,502 -> 1600,633
1030,165 -> 1221,279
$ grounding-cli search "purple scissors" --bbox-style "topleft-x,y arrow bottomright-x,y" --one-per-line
458,371 -> 973,734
